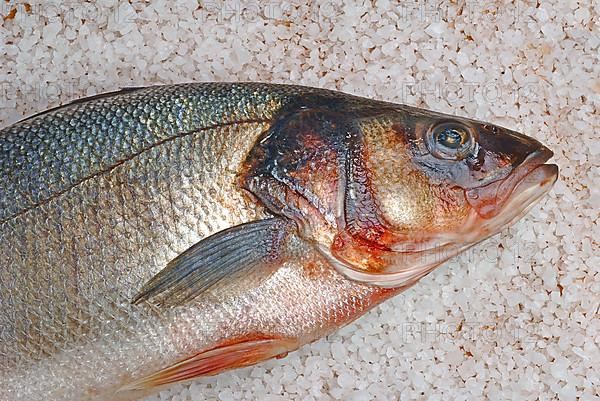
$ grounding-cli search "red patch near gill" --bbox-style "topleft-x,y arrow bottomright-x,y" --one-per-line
331,230 -> 393,273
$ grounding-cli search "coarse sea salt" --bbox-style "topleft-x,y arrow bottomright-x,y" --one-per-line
0,1 -> 597,400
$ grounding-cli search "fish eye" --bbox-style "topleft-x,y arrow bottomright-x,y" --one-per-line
426,122 -> 476,160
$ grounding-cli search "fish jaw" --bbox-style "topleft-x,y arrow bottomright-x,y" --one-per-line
465,146 -> 558,219
462,162 -> 558,242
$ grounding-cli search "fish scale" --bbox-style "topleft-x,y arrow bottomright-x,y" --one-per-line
0,83 -> 301,223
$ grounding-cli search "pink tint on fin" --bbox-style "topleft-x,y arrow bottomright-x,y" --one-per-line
119,336 -> 300,392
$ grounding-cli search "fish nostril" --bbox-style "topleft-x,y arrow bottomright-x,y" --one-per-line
466,149 -> 485,171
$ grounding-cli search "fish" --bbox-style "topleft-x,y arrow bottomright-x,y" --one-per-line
0,82 -> 558,401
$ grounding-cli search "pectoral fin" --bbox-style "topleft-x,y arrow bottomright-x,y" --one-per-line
132,217 -> 294,307
119,336 -> 300,392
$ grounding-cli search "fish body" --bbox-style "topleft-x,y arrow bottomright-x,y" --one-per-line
0,83 -> 557,401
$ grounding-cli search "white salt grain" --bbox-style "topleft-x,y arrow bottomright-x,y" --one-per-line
336,371 -> 355,389
349,389 -> 371,401
425,22 -> 446,38
550,356 -> 571,379
331,341 -> 346,361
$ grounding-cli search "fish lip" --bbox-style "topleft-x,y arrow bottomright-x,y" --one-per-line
465,146 -> 556,219
465,162 -> 558,241
523,145 -> 554,169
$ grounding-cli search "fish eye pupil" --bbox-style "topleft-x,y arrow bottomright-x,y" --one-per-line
436,128 -> 464,149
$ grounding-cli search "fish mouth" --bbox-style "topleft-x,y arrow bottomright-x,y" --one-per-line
465,147 -> 558,219
458,146 -> 558,244
472,158 -> 558,239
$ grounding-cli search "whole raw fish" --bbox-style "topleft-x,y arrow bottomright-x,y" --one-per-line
0,83 -> 558,401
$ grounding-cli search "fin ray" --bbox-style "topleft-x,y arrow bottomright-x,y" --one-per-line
132,217 -> 294,306
118,337 -> 300,392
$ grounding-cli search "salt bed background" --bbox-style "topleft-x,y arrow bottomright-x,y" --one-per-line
1,0 -> 598,400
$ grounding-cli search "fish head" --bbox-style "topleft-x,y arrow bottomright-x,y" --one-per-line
342,108 -> 559,286
242,100 -> 558,287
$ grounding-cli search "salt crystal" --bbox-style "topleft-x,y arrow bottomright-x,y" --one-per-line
425,22 -> 447,38
558,383 -> 577,401
549,356 -> 571,379
350,389 -> 371,401
457,359 -> 476,380
337,371 -> 355,388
